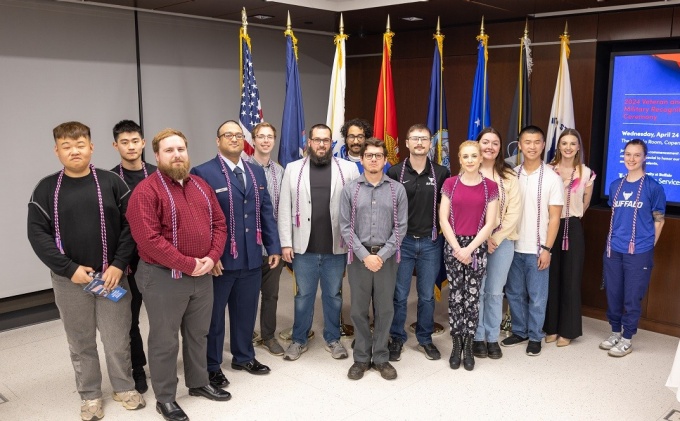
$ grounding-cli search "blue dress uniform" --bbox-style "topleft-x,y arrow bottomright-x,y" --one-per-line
191,156 -> 281,369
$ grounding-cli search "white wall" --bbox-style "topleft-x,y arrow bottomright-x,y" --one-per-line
1,0 -> 333,298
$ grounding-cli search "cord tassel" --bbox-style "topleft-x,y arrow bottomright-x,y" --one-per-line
562,236 -> 569,251
256,230 -> 262,245
231,239 -> 238,259
295,213 -> 300,227
628,241 -> 635,255
347,252 -> 353,265
56,237 -> 64,254
171,269 -> 182,279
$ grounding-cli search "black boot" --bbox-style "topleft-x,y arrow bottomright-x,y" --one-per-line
463,334 -> 475,371
449,334 -> 462,369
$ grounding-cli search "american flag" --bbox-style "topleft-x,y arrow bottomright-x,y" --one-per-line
239,28 -> 262,157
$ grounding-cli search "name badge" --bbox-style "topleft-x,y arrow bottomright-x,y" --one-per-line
215,187 -> 229,193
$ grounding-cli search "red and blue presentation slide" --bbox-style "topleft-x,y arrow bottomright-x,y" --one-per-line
605,53 -> 680,203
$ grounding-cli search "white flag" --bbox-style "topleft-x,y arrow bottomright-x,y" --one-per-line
545,33 -> 575,163
327,32 -> 348,158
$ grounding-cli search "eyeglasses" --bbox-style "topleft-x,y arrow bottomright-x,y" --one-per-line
363,153 -> 385,160
310,138 -> 332,145
255,134 -> 275,141
219,132 -> 245,140
408,136 -> 431,143
346,134 -> 365,141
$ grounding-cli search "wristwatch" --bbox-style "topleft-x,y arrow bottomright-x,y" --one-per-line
540,245 -> 551,252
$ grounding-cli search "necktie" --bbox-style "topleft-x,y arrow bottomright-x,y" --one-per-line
234,167 -> 246,191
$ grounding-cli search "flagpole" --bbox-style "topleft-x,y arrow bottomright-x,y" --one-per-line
436,17 -> 443,164
479,16 -> 488,130
383,15 -> 390,141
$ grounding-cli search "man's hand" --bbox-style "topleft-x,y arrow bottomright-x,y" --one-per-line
192,257 -> 215,277
282,247 -> 294,263
101,266 -> 124,290
537,249 -> 551,270
269,254 -> 281,269
211,260 -> 224,276
363,255 -> 383,272
71,266 -> 95,284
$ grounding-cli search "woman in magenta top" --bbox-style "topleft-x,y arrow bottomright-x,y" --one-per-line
440,141 -> 498,371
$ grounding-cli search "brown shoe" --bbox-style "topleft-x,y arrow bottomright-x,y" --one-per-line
372,362 -> 397,380
347,362 -> 370,380
557,337 -> 572,347
545,334 -> 558,344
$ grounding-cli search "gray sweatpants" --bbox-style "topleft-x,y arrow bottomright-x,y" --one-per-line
51,272 -> 134,400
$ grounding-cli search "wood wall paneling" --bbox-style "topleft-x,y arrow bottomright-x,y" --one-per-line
597,8 -> 672,41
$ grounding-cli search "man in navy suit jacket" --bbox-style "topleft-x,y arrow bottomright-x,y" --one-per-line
191,120 -> 281,387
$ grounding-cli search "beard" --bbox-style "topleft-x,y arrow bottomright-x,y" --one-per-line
159,158 -> 190,181
308,144 -> 332,166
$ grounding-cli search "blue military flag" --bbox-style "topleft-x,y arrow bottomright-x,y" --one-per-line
467,23 -> 491,141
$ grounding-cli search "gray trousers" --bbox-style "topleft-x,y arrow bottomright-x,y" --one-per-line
260,256 -> 284,340
51,272 -> 134,400
347,256 -> 398,364
136,261 -> 212,404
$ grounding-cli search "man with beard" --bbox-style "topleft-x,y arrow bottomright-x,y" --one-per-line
110,119 -> 156,393
128,129 -> 230,421
278,123 -> 360,361
191,120 -> 281,383
387,124 -> 450,362
340,138 -> 407,380
340,118 -> 390,174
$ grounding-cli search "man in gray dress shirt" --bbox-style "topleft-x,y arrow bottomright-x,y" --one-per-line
340,138 -> 408,380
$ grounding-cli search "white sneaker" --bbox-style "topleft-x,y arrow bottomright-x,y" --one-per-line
608,339 -> 632,357
113,390 -> 146,410
599,333 -> 621,350
80,398 -> 103,421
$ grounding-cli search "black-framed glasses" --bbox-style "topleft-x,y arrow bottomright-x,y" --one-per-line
219,132 -> 245,140
347,134 -> 365,141
408,136 -> 431,143
255,134 -> 275,141
310,138 -> 332,145
363,153 -> 385,160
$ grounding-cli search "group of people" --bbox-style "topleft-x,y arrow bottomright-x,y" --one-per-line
27,116 -> 665,421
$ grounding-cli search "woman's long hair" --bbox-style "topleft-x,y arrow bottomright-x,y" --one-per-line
550,128 -> 585,178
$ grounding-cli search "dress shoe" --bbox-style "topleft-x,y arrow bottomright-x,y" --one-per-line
487,341 -> 503,359
347,362 -> 370,380
231,359 -> 271,375
472,340 -> 488,358
208,369 -> 230,388
371,362 -> 397,380
545,334 -> 558,344
156,401 -> 189,421
188,384 -> 231,401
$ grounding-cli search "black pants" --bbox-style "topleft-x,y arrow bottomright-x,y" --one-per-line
260,256 -> 285,341
128,271 -> 147,371
544,217 -> 584,339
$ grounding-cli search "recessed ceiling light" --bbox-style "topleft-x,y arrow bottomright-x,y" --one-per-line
251,14 -> 274,20
402,17 -> 423,21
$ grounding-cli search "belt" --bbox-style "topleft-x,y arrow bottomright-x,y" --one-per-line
362,244 -> 384,255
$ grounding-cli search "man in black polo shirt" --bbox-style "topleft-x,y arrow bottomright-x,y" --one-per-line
387,123 -> 450,361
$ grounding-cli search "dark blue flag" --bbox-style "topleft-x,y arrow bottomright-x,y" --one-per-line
278,30 -> 306,168
467,35 -> 491,140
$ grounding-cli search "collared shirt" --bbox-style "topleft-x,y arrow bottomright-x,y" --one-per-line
221,155 -> 248,189
340,174 -> 408,262
387,158 -> 450,237
247,155 -> 284,256
127,171 -> 227,275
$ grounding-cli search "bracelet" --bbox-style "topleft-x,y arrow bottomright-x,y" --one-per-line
540,245 -> 551,252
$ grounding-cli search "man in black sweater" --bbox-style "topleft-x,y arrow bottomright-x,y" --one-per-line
110,119 -> 156,394
28,121 -> 145,421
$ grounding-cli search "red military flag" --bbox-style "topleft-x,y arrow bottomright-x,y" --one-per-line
373,15 -> 399,165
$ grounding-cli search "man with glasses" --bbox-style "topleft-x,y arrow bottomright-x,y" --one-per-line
387,124 -> 450,362
340,138 -> 407,380
278,123 -> 359,361
246,122 -> 286,356
341,118 -> 391,174
191,120 -> 281,387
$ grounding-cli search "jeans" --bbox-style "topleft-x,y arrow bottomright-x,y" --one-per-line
475,239 -> 514,342
390,235 -> 443,344
505,252 -> 549,342
291,253 -> 346,345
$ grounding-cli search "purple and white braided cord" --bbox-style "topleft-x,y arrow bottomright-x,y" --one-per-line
243,161 -> 263,246
118,162 -> 148,180
562,167 -> 576,251
217,156 -> 238,259
156,171 -> 182,278
447,173 -> 488,270
399,158 -> 438,241
388,180 -> 402,263
493,175 -> 506,234
269,160 -> 280,220
347,182 -> 362,264
606,175 -> 645,257
518,163 -> 545,257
